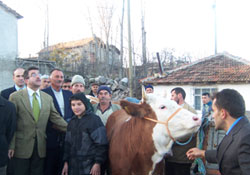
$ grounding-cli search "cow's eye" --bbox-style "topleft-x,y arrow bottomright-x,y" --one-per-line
160,105 -> 167,110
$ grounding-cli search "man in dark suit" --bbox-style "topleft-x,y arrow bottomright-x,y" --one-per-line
1,68 -> 25,100
9,66 -> 67,175
186,89 -> 250,175
0,96 -> 16,175
1,68 -> 25,175
42,68 -> 73,175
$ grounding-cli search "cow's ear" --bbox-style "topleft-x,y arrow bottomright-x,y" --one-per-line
120,100 -> 152,118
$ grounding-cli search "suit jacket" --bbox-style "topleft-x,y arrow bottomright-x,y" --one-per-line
9,89 -> 67,159
42,87 -> 73,148
205,116 -> 250,175
0,96 -> 16,167
1,86 -> 16,100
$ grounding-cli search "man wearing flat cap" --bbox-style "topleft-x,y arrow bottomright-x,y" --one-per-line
92,85 -> 120,126
71,75 -> 85,94
89,82 -> 99,98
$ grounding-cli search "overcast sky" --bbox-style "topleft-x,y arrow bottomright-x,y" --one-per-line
3,0 -> 250,61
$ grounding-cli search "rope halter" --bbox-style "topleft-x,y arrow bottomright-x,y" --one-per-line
144,108 -> 194,146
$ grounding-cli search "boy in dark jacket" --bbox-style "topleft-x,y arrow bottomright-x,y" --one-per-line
62,93 -> 108,175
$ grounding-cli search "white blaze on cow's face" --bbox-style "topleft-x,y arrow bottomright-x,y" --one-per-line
145,93 -> 201,140
144,93 -> 201,162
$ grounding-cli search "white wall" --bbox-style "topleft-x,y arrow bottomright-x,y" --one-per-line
0,6 -> 19,60
217,84 -> 250,111
153,85 -> 196,108
0,6 -> 19,91
153,83 -> 250,112
0,59 -> 16,91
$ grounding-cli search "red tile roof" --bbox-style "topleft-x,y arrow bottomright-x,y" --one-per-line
143,53 -> 250,84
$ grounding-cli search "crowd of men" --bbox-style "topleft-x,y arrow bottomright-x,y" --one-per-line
1,66 -> 250,175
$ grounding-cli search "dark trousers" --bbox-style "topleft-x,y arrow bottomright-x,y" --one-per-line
7,159 -> 14,175
101,160 -> 110,175
44,147 -> 64,175
13,140 -> 44,175
0,165 -> 7,175
165,161 -> 192,175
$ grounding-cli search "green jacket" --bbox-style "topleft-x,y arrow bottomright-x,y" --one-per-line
9,89 -> 67,159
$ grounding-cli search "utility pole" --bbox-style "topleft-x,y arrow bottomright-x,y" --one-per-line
213,0 -> 217,54
141,0 -> 147,77
127,0 -> 133,97
120,0 -> 125,78
43,0 -> 49,60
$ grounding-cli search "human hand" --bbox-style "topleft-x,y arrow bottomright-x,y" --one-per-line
186,147 -> 205,160
8,149 -> 14,159
90,163 -> 100,175
61,162 -> 68,175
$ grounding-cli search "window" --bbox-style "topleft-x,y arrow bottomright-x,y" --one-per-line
194,88 -> 217,110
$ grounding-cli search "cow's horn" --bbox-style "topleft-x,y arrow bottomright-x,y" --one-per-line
141,85 -> 147,102
163,90 -> 167,98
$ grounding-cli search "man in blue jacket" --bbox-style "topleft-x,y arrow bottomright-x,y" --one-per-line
42,68 -> 73,175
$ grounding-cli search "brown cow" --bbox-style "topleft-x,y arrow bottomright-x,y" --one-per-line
106,93 -> 201,175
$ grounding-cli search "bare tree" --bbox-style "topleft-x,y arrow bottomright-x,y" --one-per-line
160,48 -> 176,69
119,0 -> 125,78
96,0 -> 115,76
84,5 -> 101,75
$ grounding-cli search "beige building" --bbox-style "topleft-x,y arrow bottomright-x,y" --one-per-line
38,36 -> 120,77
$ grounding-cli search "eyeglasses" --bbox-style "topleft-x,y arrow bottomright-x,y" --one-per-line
30,73 -> 41,78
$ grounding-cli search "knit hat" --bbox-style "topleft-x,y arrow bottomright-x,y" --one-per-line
71,75 -> 85,86
145,84 -> 154,90
70,93 -> 93,113
97,85 -> 111,94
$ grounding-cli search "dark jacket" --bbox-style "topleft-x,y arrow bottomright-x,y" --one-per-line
42,87 -> 73,148
202,101 -> 212,118
0,96 -> 16,167
88,90 -> 96,97
1,86 -> 16,100
205,116 -> 250,175
63,113 -> 108,175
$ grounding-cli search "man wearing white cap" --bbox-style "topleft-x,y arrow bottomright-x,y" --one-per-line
40,75 -> 50,90
71,75 -> 85,94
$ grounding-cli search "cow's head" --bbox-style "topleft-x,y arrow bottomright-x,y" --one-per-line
121,93 -> 201,142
